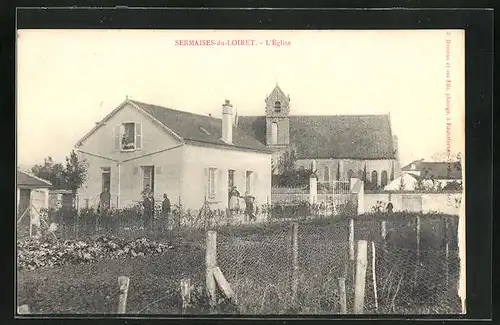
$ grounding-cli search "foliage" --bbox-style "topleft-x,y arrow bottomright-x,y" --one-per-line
443,181 -> 463,191
31,157 -> 66,189
17,236 -> 173,271
272,150 -> 314,188
62,150 -> 89,195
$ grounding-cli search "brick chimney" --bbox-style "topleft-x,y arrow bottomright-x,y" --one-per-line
222,99 -> 233,144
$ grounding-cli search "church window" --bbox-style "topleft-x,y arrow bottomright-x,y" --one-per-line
371,170 -> 378,186
274,101 -> 281,113
271,122 -> 278,145
381,170 -> 388,187
324,166 -> 330,182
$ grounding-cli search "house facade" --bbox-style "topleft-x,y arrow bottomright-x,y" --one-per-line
75,99 -> 272,211
237,85 -> 401,189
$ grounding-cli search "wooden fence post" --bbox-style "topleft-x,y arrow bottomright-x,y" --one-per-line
180,278 -> 192,313
206,230 -> 217,308
117,276 -> 130,314
371,241 -> 378,313
444,217 -> 449,286
353,240 -> 368,314
349,218 -> 355,261
414,216 -> 421,287
338,277 -> 347,314
291,222 -> 299,304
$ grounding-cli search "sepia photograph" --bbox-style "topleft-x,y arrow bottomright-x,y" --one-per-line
16,28 -> 465,315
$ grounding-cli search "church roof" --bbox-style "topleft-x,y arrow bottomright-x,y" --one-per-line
237,114 -> 396,160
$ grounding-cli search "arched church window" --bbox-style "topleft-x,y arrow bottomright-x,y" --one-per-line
274,101 -> 281,112
271,122 -> 278,145
381,170 -> 388,187
371,170 -> 378,186
324,166 -> 330,182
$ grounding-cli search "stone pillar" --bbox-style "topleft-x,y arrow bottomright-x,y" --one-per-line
309,175 -> 317,204
358,180 -> 365,215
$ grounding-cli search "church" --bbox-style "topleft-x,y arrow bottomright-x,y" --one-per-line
237,85 -> 401,189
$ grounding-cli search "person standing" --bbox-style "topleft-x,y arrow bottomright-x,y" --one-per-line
162,193 -> 171,230
228,186 -> 241,215
98,187 -> 111,229
244,193 -> 256,221
143,191 -> 155,230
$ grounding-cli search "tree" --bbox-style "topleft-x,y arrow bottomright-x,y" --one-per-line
31,157 -> 66,189
336,161 -> 341,181
390,162 -> 395,181
398,176 -> 406,191
61,150 -> 89,197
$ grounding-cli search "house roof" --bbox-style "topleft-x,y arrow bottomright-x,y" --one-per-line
17,169 -> 52,188
76,99 -> 271,154
401,161 -> 462,180
129,100 -> 270,153
238,114 -> 396,160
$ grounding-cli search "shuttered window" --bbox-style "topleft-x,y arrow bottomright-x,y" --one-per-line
207,168 -> 218,201
114,122 -> 142,151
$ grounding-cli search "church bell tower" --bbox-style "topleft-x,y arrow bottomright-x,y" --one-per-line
265,84 -> 290,148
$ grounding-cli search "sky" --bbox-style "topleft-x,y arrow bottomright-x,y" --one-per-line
17,29 -> 465,168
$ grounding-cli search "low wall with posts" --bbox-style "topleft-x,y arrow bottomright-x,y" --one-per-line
363,191 -> 462,215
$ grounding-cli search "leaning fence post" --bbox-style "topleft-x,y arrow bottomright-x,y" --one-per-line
117,276 -> 130,314
353,240 -> 368,314
206,230 -> 217,308
180,278 -> 192,313
349,218 -> 355,285
444,217 -> 449,286
291,222 -> 299,304
338,277 -> 347,314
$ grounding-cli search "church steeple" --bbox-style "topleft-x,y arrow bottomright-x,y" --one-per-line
265,84 -> 290,147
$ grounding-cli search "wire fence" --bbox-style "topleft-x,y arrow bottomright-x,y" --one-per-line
17,204 -> 461,315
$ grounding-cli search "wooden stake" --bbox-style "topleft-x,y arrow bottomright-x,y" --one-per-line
371,241 -> 378,312
445,243 -> 449,287
415,216 -> 421,287
206,230 -> 217,308
353,240 -> 368,314
338,277 -> 347,314
349,218 -> 355,261
291,222 -> 299,304
117,276 -> 130,314
180,278 -> 192,313
213,266 -> 236,303
17,304 -> 30,314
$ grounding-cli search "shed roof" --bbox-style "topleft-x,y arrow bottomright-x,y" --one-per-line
17,169 -> 52,188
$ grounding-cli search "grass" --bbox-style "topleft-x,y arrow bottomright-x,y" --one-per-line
17,213 -> 461,314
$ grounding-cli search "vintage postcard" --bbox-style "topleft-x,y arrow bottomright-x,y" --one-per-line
16,29 -> 465,315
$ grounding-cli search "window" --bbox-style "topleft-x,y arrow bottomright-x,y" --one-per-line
101,167 -> 111,192
228,170 -> 235,189
411,163 -> 416,170
142,166 -> 155,192
371,170 -> 378,186
271,122 -> 278,145
207,168 -> 218,201
324,166 -> 330,182
246,171 -> 254,195
114,122 -> 142,151
381,170 -> 388,187
274,101 -> 282,112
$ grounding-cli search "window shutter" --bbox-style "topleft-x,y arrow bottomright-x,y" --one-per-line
135,123 -> 142,149
215,168 -> 220,200
113,125 -> 120,150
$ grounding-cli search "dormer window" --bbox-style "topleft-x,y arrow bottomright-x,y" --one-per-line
114,122 -> 142,151
411,163 -> 416,170
274,101 -> 281,112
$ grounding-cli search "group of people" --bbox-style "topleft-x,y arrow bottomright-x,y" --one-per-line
228,186 -> 257,221
98,184 -> 171,230
97,184 -> 257,229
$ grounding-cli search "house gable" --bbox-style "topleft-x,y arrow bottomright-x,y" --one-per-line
76,101 -> 183,162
